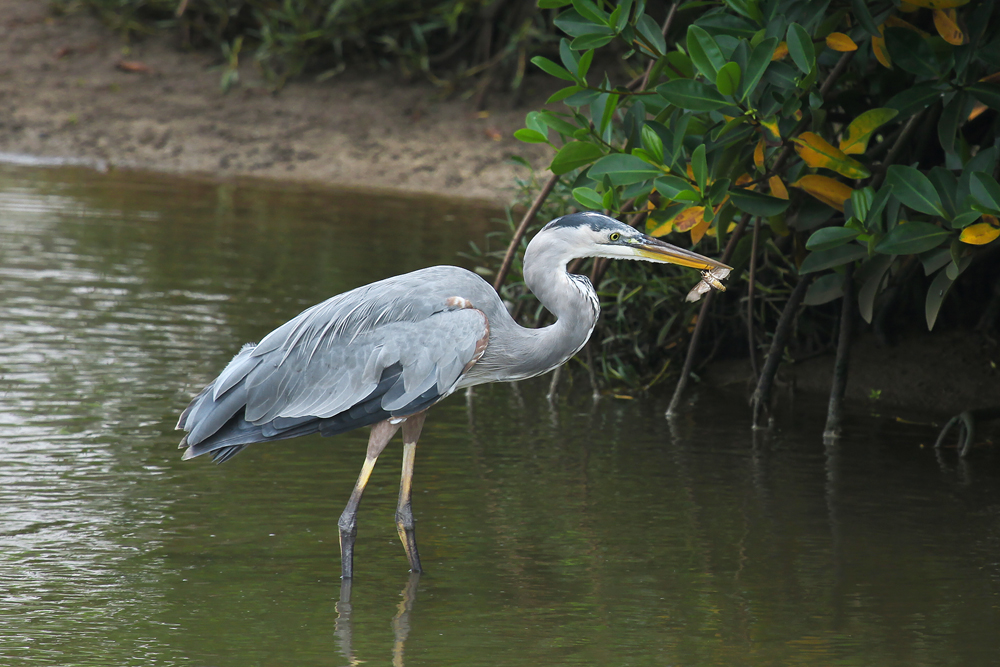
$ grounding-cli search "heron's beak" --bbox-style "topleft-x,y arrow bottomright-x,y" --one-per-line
633,235 -> 732,271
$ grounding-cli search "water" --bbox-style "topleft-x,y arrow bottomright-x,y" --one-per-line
2,163 -> 999,666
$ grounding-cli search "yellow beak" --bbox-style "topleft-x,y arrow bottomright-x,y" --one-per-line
633,234 -> 732,271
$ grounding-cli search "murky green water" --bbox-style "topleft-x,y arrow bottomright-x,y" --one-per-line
2,163 -> 999,666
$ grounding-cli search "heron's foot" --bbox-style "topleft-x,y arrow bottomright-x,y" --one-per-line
395,506 -> 423,573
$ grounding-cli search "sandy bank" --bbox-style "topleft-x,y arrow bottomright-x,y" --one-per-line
0,0 -> 553,205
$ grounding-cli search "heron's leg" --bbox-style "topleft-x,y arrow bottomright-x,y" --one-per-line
338,420 -> 401,579
396,411 -> 427,573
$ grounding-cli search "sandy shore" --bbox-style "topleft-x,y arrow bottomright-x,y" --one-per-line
0,0 -> 553,204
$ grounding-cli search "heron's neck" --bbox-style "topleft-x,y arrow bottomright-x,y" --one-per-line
517,243 -> 600,375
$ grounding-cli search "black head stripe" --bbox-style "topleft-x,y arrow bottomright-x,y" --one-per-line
542,211 -> 617,233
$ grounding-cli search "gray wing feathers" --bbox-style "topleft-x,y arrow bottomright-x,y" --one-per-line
245,309 -> 486,421
180,267 -> 494,452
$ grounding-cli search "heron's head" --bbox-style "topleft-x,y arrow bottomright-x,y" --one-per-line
533,212 -> 730,272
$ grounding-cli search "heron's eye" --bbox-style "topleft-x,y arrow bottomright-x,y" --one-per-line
609,232 -> 621,242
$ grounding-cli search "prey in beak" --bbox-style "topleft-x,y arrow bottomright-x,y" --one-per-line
629,234 -> 733,300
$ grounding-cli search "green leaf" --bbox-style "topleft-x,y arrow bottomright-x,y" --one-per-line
707,178 -> 731,206
599,93 -> 619,136
786,23 -> 815,74
728,189 -> 791,216
806,227 -> 861,251
742,37 -> 776,100
656,79 -> 730,111
874,221 -> 950,255
537,111 -> 580,137
938,92 -> 964,156
553,9 -> 613,38
885,165 -> 945,217
925,265 -> 954,330
654,175 -> 695,198
712,114 -> 748,141
715,62 -> 741,96
687,25 -> 726,81
572,186 -> 605,209
672,190 -> 704,203
761,61 -> 799,90
636,14 -> 667,56
571,0 -> 608,26
952,210 -> 983,228
524,111 -> 546,135
928,166 -> 959,219
850,187 -> 874,221
577,49 -> 595,79
803,272 -> 845,306
850,0 -> 881,37
967,82 -> 1000,111
570,33 -> 615,50
724,0 -> 762,23
531,56 -> 576,82
614,0 -> 632,33
971,171 -> 1000,214
549,141 -> 605,174
691,144 -> 707,194
538,0 -> 571,8
514,128 -> 549,144
588,153 -> 662,185
884,28 -> 939,78
564,88 -> 601,107
799,244 -> 869,274
559,37 -> 580,72
547,85 -> 585,104
920,247 -> 951,276
641,125 -> 664,164
886,83 -> 942,118
856,255 -> 894,323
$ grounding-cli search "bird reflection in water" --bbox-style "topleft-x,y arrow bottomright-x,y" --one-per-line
336,574 -> 421,666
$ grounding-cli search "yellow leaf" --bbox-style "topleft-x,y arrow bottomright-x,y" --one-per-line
769,175 -> 788,199
933,9 -> 965,44
772,42 -> 788,61
647,199 -> 656,210
899,1 -> 921,10
673,207 -> 704,232
981,72 -> 1000,84
735,173 -> 755,189
754,138 -> 765,171
690,215 -> 711,244
902,0 -> 969,8
760,118 -> 781,145
872,26 -> 891,69
705,223 -> 718,237
793,131 -> 872,179
969,101 -> 988,122
825,32 -> 858,52
960,217 -> 1000,245
726,221 -> 737,233
793,175 -> 854,212
839,108 -> 899,155
647,219 -> 673,237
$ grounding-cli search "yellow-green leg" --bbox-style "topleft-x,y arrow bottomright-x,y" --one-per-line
396,412 -> 426,573
338,420 -> 400,579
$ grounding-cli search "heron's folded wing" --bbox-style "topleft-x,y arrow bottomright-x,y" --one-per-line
243,305 -> 488,424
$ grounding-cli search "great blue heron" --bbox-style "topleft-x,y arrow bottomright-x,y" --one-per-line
177,211 -> 730,578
